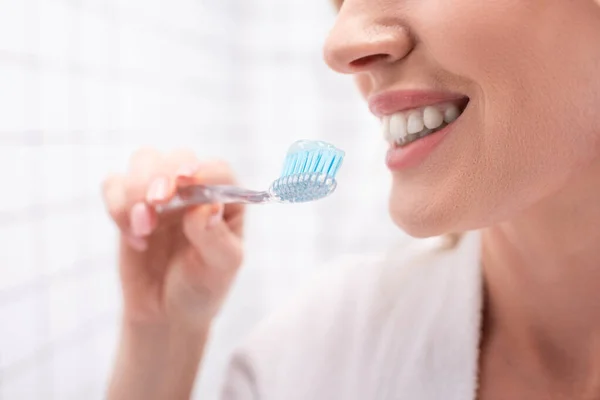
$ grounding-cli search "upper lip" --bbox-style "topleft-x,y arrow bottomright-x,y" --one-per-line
368,90 -> 469,118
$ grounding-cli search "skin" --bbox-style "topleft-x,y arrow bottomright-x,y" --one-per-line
103,149 -> 244,399
325,0 -> 600,399
103,0 -> 600,399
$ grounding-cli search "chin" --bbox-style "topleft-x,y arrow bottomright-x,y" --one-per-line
388,189 -> 462,239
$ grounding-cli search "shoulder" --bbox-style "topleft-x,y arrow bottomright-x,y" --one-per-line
222,233 -> 482,400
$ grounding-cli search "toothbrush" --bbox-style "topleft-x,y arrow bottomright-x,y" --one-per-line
157,140 -> 345,212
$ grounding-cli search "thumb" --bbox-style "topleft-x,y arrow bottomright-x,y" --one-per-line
182,204 -> 244,271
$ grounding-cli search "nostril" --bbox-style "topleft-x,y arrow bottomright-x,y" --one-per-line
349,53 -> 389,68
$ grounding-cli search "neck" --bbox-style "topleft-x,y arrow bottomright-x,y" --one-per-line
481,160 -> 600,391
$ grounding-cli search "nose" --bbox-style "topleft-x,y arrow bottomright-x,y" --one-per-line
323,5 -> 414,74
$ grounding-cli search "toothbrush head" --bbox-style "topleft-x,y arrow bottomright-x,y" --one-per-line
269,140 -> 345,203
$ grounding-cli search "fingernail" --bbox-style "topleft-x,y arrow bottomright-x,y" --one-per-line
207,204 -> 224,228
146,177 -> 170,203
175,164 -> 200,179
130,202 -> 153,236
125,235 -> 148,252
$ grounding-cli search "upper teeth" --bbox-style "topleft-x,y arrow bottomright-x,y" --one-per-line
382,102 -> 463,144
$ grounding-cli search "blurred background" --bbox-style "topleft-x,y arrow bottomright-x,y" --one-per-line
0,0 -> 410,398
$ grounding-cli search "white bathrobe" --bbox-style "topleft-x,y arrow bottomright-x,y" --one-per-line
220,231 -> 482,399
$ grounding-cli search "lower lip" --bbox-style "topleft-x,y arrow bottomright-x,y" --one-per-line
385,123 -> 453,170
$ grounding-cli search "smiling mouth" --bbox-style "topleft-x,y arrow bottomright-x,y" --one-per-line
382,98 -> 469,147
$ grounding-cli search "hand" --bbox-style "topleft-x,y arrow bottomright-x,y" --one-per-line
102,148 -> 244,331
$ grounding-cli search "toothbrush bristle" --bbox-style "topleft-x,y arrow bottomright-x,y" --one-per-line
280,140 -> 345,178
271,140 -> 345,203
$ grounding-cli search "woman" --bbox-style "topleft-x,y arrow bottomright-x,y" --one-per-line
102,0 -> 600,398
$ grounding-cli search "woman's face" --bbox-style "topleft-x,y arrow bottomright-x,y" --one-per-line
324,0 -> 600,237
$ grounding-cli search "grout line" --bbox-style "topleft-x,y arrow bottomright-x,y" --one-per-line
0,126 -> 240,146
0,311 -> 118,381
0,253 -> 115,305
0,195 -> 97,226
0,49 -> 227,100
58,0 -> 236,52
31,0 -> 50,394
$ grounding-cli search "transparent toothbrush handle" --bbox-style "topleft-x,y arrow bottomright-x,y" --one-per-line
157,184 -> 273,212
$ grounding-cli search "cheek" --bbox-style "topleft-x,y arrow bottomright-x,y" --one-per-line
417,0 -> 541,53
385,0 -> 600,235
418,0 -> 600,179
416,0 -> 538,86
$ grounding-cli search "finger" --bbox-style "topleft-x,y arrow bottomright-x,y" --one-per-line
125,147 -> 165,209
146,149 -> 201,206
182,203 -> 243,271
179,159 -> 236,185
154,149 -> 201,202
145,175 -> 175,205
122,148 -> 165,244
123,234 -> 148,253
183,160 -> 245,234
125,149 -> 186,231
144,150 -> 203,230
158,158 -> 244,237
164,148 -> 198,169
127,147 -> 163,175
102,173 -> 129,233
174,164 -> 202,185
103,173 -> 152,252
130,202 -> 158,237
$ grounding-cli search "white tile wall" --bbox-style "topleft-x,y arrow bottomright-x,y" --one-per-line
0,0 -> 410,398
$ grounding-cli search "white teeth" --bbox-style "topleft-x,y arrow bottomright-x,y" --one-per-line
389,113 -> 407,141
444,104 -> 460,123
423,106 -> 444,130
407,112 -> 424,134
381,100 -> 466,145
382,117 -> 391,141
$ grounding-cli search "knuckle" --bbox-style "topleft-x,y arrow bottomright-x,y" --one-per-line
207,159 -> 236,183
128,147 -> 163,172
213,159 -> 232,171
101,174 -> 130,231
169,148 -> 197,162
124,179 -> 146,204
104,183 -> 127,220
166,149 -> 199,174
130,146 -> 158,163
102,175 -> 122,203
